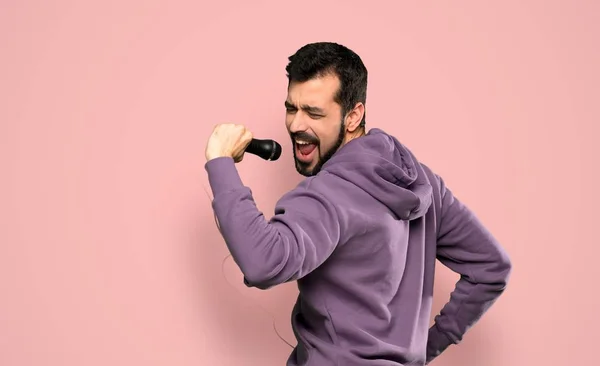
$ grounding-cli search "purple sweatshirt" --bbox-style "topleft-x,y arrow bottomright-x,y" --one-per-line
205,128 -> 512,365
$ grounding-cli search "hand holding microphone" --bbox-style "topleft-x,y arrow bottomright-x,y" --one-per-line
205,123 -> 281,163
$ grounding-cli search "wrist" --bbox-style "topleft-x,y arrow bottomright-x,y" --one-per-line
206,151 -> 232,162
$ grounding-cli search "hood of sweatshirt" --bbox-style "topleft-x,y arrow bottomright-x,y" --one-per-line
321,128 -> 433,220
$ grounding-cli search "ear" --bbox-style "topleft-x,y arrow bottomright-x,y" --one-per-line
344,102 -> 365,132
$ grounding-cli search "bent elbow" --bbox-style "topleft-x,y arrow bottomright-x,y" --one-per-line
242,272 -> 277,290
240,259 -> 290,291
235,234 -> 303,290
493,250 -> 513,291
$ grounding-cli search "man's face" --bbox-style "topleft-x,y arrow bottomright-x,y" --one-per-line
285,74 -> 346,177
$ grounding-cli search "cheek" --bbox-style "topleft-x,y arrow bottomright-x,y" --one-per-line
284,115 -> 292,130
315,122 -> 341,148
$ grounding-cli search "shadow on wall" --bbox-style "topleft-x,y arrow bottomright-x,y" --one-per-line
429,264 -> 502,365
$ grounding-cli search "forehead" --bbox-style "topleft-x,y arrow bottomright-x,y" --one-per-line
287,74 -> 340,107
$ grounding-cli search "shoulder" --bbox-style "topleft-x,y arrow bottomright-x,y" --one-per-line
416,162 -> 442,190
274,171 -> 353,222
294,170 -> 351,201
411,161 -> 444,206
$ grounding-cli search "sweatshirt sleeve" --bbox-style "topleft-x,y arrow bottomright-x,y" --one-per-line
205,157 -> 342,290
426,177 -> 512,364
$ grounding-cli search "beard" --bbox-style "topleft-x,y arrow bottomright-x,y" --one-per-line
292,120 -> 345,177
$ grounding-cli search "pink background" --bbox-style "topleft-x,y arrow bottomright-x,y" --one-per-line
1,1 -> 598,365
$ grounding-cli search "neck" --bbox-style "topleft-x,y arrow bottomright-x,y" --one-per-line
344,127 -> 366,145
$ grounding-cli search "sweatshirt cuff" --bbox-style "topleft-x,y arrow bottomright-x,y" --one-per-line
204,157 -> 244,196
426,324 -> 453,363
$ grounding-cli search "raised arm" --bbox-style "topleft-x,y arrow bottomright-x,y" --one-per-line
205,156 -> 342,290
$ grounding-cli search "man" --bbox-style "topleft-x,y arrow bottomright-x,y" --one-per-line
204,42 -> 512,365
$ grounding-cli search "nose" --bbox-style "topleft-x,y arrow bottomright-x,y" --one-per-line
287,112 -> 308,133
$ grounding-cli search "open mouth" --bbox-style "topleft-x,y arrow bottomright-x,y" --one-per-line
295,139 -> 318,162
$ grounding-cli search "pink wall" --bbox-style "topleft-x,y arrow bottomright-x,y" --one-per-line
1,1 -> 598,365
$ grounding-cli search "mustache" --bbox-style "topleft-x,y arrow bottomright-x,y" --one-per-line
291,132 -> 319,144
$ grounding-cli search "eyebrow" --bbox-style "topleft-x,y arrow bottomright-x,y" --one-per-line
285,101 -> 326,115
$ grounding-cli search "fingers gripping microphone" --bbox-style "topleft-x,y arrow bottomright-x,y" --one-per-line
245,138 -> 282,161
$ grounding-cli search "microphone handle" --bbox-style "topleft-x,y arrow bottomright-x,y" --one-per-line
246,138 -> 281,161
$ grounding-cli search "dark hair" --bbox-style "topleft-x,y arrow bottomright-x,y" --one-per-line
285,42 -> 368,127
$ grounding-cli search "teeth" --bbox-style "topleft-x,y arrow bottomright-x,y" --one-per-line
296,140 -> 311,145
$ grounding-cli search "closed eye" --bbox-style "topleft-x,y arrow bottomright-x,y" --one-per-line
285,101 -> 325,118
284,101 -> 297,114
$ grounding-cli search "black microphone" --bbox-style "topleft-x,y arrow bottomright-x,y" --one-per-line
245,138 -> 282,161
